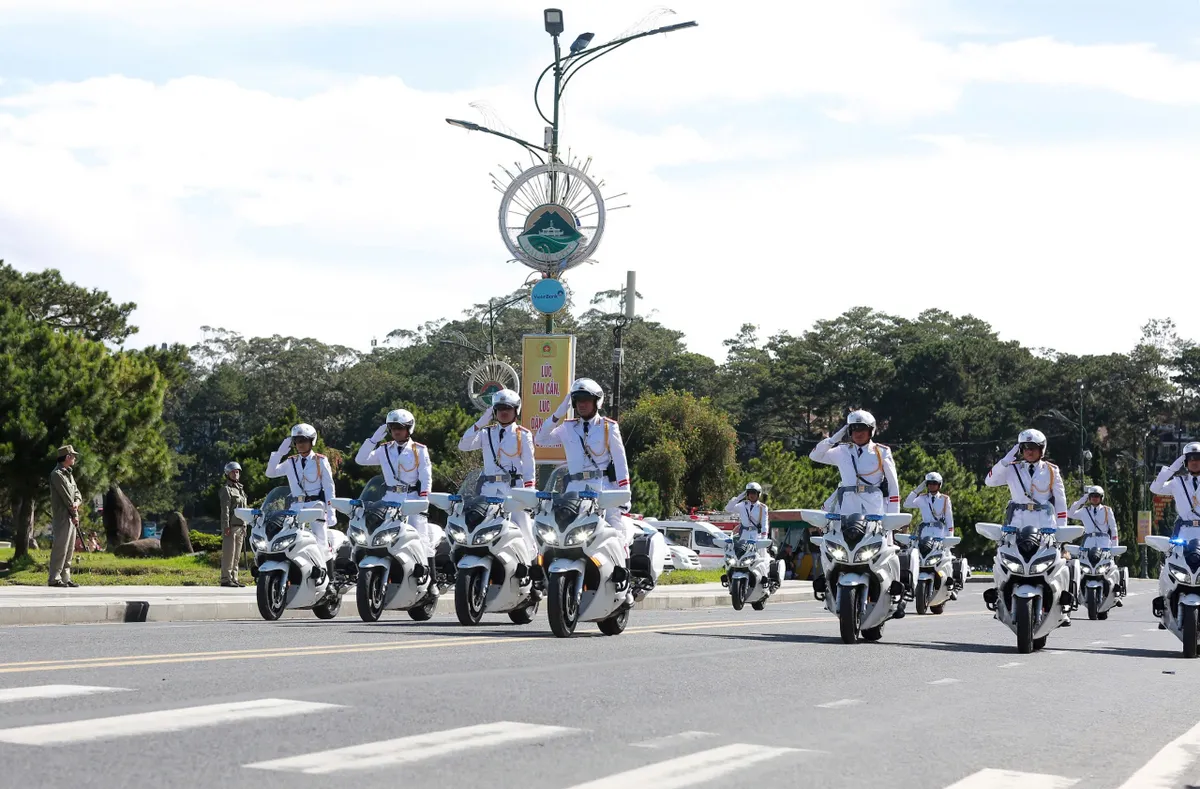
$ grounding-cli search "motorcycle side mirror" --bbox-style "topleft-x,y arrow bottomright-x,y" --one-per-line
799,509 -> 830,528
975,523 -> 1005,542
401,498 -> 430,517
809,535 -> 825,548
330,498 -> 356,516
1054,525 -> 1084,543
894,534 -> 913,547
295,508 -> 324,524
1144,535 -> 1172,554
941,536 -> 961,549
1064,544 -> 1081,558
507,488 -> 540,512
597,489 -> 632,510
1111,545 -> 1128,557
427,493 -> 454,512
881,513 -> 912,532
233,507 -> 258,525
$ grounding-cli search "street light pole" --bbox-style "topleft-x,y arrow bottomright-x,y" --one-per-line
1079,379 -> 1086,491
611,271 -> 635,421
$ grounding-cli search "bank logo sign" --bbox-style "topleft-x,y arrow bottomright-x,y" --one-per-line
531,277 -> 567,315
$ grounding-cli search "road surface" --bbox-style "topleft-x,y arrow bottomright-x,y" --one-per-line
0,581 -> 1193,789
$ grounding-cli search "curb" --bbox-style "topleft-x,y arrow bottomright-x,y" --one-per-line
0,583 -> 815,626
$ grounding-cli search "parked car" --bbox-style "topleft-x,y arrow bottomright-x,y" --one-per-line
644,519 -> 729,569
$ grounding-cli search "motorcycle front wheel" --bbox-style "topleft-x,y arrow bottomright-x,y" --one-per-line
256,571 -> 287,621
1015,597 -> 1035,654
838,587 -> 860,644
1086,588 -> 1100,621
455,567 -> 486,626
916,579 -> 931,615
356,567 -> 386,622
731,576 -> 746,611
547,573 -> 580,638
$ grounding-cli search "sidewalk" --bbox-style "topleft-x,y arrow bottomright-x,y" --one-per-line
0,580 -> 815,626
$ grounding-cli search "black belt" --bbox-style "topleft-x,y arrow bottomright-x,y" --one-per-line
481,474 -> 519,484
389,483 -> 419,493
1007,501 -> 1051,513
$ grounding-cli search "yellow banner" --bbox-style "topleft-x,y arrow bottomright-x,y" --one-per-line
1137,510 -> 1152,542
521,334 -> 576,463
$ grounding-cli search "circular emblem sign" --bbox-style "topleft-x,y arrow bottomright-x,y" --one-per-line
530,278 -> 567,315
466,358 -> 520,412
498,162 -> 605,276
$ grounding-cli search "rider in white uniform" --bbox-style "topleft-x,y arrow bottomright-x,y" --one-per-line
986,428 -> 1073,623
1151,442 -> 1200,542
355,409 -> 442,584
904,471 -> 963,593
458,389 -> 537,553
726,482 -> 780,584
266,423 -> 337,583
1068,485 -> 1119,548
535,378 -> 632,544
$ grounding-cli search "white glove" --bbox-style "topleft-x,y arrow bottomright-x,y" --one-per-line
476,406 -> 495,428
553,396 -> 572,419
277,436 -> 292,455
371,424 -> 388,443
827,425 -> 849,445
1172,455 -> 1186,472
1005,443 -> 1021,463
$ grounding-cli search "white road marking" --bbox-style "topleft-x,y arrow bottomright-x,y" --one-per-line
816,698 -> 862,708
1091,640 -> 1109,645
1146,628 -> 1163,632
997,662 -> 1023,669
247,721 -> 578,775
0,685 -> 128,704
560,743 -> 802,789
927,678 -> 961,686
630,731 -> 717,749
1116,718 -> 1200,788
1122,634 -> 1135,638
944,768 -> 1079,788
0,698 -> 337,745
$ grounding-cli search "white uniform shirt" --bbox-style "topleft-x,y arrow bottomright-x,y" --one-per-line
355,439 -> 432,495
726,496 -> 769,539
458,422 -> 536,487
904,490 -> 955,537
809,440 -> 901,513
1151,467 -> 1200,525
1067,498 -> 1119,546
985,457 -> 1067,525
536,414 -> 630,488
265,450 -> 335,505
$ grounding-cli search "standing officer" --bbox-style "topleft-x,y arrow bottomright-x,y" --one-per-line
218,461 -> 248,587
48,445 -> 83,588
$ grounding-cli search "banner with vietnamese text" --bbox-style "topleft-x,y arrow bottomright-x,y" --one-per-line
521,334 -> 576,464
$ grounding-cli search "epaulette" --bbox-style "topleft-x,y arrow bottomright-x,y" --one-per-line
313,452 -> 326,458
604,417 -> 618,423
412,442 -> 426,448
875,442 -> 890,449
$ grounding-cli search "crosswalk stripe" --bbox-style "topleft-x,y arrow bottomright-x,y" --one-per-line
0,685 -> 128,704
0,698 -> 338,745
245,721 -> 579,775
559,743 -> 801,789
944,768 -> 1078,788
1116,718 -> 1200,788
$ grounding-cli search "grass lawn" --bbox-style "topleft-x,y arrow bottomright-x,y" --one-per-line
0,547 -> 222,586
659,568 -> 725,585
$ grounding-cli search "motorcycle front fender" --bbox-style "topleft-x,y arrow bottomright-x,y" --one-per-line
1084,578 -> 1103,589
918,571 -> 934,582
358,556 -> 390,571
838,572 -> 869,589
1180,593 -> 1200,609
256,559 -> 289,575
456,554 -> 492,571
547,558 -> 587,576
1013,583 -> 1042,600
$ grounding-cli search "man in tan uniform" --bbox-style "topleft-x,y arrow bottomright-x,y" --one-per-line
48,445 -> 83,587
218,461 -> 249,587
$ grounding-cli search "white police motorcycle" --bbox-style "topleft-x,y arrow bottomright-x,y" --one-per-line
802,509 -> 912,644
1146,535 -> 1200,658
237,486 -> 352,621
1066,540 -> 1128,620
515,480 -> 666,638
895,529 -> 966,615
721,536 -> 784,611
429,476 -> 540,626
976,522 -> 1083,653
331,476 -> 446,623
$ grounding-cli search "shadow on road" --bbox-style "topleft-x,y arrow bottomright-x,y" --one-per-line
657,631 -> 843,646
884,639 -> 1014,655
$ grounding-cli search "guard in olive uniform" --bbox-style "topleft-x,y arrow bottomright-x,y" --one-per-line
218,461 -> 249,587
48,445 -> 83,587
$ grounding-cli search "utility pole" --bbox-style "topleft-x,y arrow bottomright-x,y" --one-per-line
611,271 -> 635,420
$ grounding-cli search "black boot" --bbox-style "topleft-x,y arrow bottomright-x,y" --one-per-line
326,559 -> 335,586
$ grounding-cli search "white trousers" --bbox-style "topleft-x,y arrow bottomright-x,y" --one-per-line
480,482 -> 537,554
382,491 -> 444,558
296,500 -> 331,562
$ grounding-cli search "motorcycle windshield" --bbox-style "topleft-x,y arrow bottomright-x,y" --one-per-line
260,486 -> 291,513
457,469 -> 484,498
543,464 -> 571,495
359,475 -> 388,504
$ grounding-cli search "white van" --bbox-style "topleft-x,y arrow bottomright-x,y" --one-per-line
644,519 -> 730,569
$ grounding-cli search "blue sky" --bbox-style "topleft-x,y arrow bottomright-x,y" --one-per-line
1,0 -> 1199,360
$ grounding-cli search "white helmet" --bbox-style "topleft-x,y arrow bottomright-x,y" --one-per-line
1018,428 -> 1047,454
290,423 -> 317,441
847,409 -> 876,437
1085,485 -> 1105,498
570,378 -> 605,410
386,409 -> 415,431
924,472 -> 943,486
491,389 -> 521,415
745,482 -> 763,494
223,461 -> 241,474
1184,442 -> 1200,458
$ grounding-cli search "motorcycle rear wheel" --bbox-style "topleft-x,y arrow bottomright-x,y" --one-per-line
838,587 -> 860,645
408,598 -> 436,621
256,571 -> 286,621
313,595 -> 341,619
751,600 -> 766,611
598,607 -> 629,636
861,625 -> 883,642
930,604 -> 945,615
548,573 -> 580,638
507,599 -> 537,625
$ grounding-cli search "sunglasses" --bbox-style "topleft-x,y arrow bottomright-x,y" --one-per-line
1020,443 -> 1042,452
495,405 -> 516,411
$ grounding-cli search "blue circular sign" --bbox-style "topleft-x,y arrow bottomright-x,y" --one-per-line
531,278 -> 567,315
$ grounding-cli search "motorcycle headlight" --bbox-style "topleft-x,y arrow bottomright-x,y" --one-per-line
271,534 -> 296,552
372,527 -> 401,547
922,551 -> 943,566
1030,558 -> 1055,574
854,543 -> 880,563
348,527 -> 367,545
472,525 -> 503,546
825,544 -> 848,562
447,525 -> 467,544
564,525 -> 596,546
1171,567 -> 1191,583
1001,555 -> 1023,573
251,536 -> 267,551
536,524 -> 558,545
